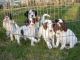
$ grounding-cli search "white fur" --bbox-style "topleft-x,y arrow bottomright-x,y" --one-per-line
19,24 -> 38,46
28,9 -> 36,20
38,20 -> 55,49
3,16 -> 20,42
40,14 -> 50,25
55,29 -> 77,50
35,14 -> 51,38
58,19 -> 63,23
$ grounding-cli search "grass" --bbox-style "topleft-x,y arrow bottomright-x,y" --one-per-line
63,3 -> 80,20
0,3 -> 80,60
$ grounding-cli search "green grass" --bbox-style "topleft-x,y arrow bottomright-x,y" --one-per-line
63,4 -> 80,20
0,3 -> 80,60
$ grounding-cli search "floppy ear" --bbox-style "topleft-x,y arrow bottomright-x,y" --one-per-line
60,23 -> 67,31
52,20 -> 59,32
24,20 -> 29,26
34,10 -> 37,16
54,19 -> 59,23
21,29 -> 24,35
34,17 -> 39,22
24,11 -> 28,18
53,23 -> 60,32
43,23 -> 47,30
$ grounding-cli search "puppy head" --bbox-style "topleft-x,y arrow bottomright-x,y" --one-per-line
33,10 -> 37,16
52,22 -> 60,32
4,16 -> 10,21
54,19 -> 67,31
24,9 -> 37,19
43,20 -> 52,30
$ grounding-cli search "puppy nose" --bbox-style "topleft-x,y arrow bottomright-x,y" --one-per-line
32,15 -> 34,17
50,30 -> 52,32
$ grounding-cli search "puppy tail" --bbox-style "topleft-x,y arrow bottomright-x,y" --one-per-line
40,14 -> 50,25
43,14 -> 50,17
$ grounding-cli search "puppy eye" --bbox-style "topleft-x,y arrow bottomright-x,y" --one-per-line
29,21 -> 31,23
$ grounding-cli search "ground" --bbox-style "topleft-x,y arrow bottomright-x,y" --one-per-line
0,3 -> 80,60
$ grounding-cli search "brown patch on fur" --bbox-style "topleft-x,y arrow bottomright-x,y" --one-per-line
33,16 -> 40,23
53,19 -> 67,32
43,22 -> 48,30
59,21 -> 67,32
53,23 -> 60,32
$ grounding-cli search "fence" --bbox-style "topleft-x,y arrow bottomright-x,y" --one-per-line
0,0 -> 80,36
0,0 -> 80,60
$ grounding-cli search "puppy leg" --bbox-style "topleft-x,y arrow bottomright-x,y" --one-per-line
51,38 -> 56,48
28,37 -> 38,46
69,37 -> 77,49
69,40 -> 74,48
6,31 -> 10,37
14,35 -> 20,44
10,34 -> 14,41
55,38 -> 60,48
60,39 -> 66,50
44,38 -> 52,49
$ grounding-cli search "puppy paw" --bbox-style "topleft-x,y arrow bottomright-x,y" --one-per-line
31,43 -> 35,46
60,47 -> 64,50
48,46 -> 52,49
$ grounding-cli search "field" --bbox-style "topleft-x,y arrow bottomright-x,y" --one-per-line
0,3 -> 80,60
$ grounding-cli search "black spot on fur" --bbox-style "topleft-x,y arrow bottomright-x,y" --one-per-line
54,19 -> 59,23
33,10 -> 37,16
24,10 -> 37,18
24,20 -> 30,26
24,11 -> 28,18
21,29 -> 24,35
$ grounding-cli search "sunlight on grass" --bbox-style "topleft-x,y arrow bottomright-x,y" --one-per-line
63,4 -> 80,20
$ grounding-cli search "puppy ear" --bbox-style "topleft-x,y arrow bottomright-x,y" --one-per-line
34,10 -> 37,16
24,11 -> 28,18
21,29 -> 24,35
54,19 -> 59,23
53,23 -> 60,32
8,13 -> 12,20
34,17 -> 39,22
52,20 -> 55,27
60,23 -> 67,31
24,20 -> 29,26
43,23 -> 47,30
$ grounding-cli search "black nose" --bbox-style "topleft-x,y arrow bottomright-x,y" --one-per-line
50,30 -> 52,32
32,15 -> 34,17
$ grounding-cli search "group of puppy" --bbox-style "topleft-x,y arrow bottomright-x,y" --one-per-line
3,9 -> 78,50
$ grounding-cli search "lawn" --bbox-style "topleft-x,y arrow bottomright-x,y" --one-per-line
0,3 -> 80,60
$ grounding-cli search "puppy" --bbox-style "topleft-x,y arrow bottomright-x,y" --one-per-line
24,9 -> 37,20
38,20 -> 55,49
54,19 -> 77,50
